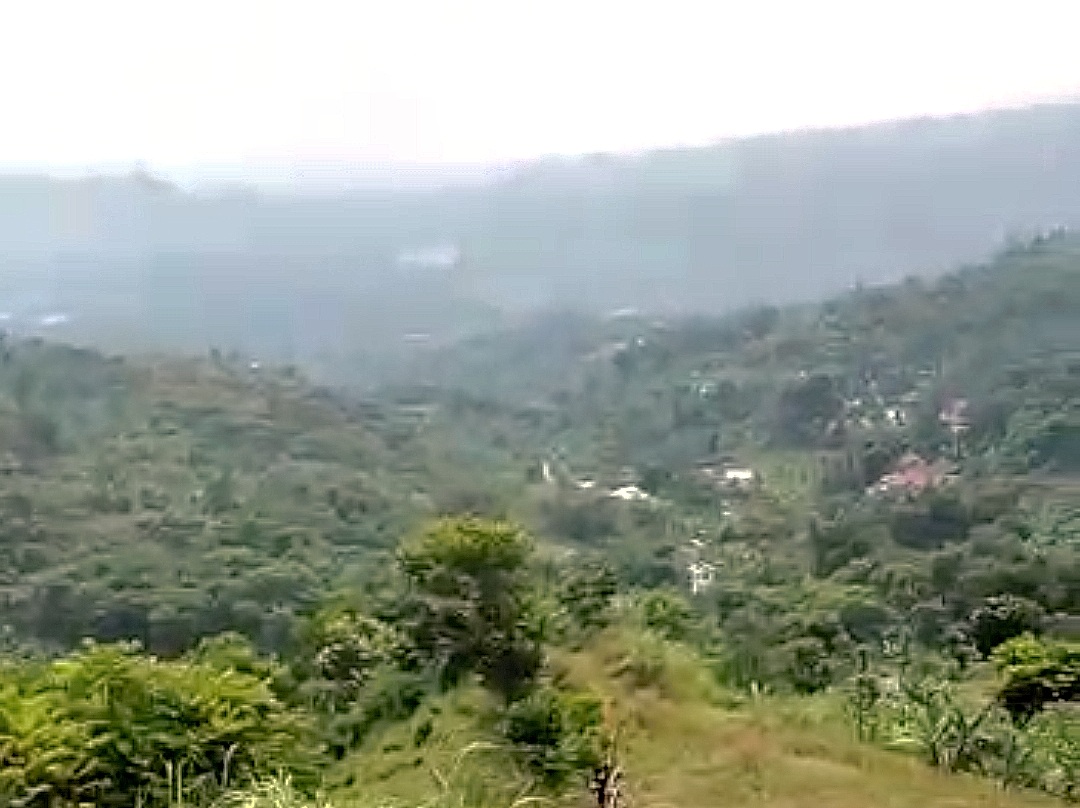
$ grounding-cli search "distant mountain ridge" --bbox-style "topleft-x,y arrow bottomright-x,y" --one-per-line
3,101 -> 1080,368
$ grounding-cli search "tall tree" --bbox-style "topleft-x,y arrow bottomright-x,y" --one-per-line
399,516 -> 542,699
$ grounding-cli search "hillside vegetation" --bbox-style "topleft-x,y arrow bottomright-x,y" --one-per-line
0,235 -> 1076,806
0,343 -> 521,654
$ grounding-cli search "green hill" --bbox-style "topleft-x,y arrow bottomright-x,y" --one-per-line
0,343 -> 527,655
0,235 -> 1076,806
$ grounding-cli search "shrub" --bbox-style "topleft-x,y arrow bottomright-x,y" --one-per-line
304,610 -> 406,709
847,658 -> 1080,800
559,560 -> 618,632
502,686 -> 603,788
0,641 -> 318,807
993,634 -> 1080,722
968,595 -> 1045,657
639,589 -> 695,643
772,636 -> 836,695
399,517 -> 542,700
1024,704 -> 1080,800
318,668 -> 432,758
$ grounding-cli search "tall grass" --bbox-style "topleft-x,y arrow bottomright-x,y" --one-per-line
213,751 -> 554,808
213,774 -> 334,808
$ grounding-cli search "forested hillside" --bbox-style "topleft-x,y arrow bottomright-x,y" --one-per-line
0,235 -> 1076,806
0,342 -> 531,655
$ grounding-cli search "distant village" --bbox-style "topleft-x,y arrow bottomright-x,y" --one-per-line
529,352 -> 975,599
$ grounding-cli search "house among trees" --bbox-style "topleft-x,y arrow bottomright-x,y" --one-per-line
722,467 -> 756,489
695,459 -> 759,491
940,397 -> 970,429
609,484 -> 651,502
870,452 -> 954,497
688,560 -> 715,595
939,397 -> 971,457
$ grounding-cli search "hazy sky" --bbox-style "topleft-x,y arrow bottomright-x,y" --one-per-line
3,0 -> 1080,170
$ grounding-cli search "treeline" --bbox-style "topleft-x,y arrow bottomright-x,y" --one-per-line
0,517 -> 616,806
2,515 -> 1076,805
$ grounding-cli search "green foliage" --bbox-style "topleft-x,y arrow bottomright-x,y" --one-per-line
993,635 -> 1080,722
639,589 -> 696,643
889,491 -> 971,550
300,610 -> 408,711
839,654 -> 1080,800
1022,705 -> 1080,801
773,636 -> 839,695
0,346 -> 451,656
399,517 -> 542,699
0,230 -> 1073,805
968,596 -> 1045,658
887,674 -> 997,772
558,559 -> 618,633
773,373 -> 844,448
845,667 -> 883,741
502,686 -> 603,788
400,517 -> 532,582
539,493 -> 619,545
0,641 -> 318,807
315,667 -> 432,760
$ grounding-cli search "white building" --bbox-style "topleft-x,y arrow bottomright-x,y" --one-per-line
689,561 -> 716,595
609,485 -> 651,502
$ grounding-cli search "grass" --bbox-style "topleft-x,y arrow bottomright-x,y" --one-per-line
547,629 -> 1063,808
183,630 -> 1067,808
324,685 -> 546,808
298,628 -> 1067,807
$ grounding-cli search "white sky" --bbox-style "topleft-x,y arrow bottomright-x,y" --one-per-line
2,0 -> 1080,170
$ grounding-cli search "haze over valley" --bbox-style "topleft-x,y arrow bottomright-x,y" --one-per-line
4,101 -> 1080,386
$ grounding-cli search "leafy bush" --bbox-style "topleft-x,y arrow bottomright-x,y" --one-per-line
968,595 -> 1045,657
502,686 -> 603,788
302,609 -> 407,710
1023,704 -> 1080,800
0,641 -> 318,807
559,559 -> 618,632
318,668 -> 431,758
887,676 -> 997,772
773,636 -> 838,695
993,634 -> 1080,722
639,589 -> 695,643
846,659 -> 1080,800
